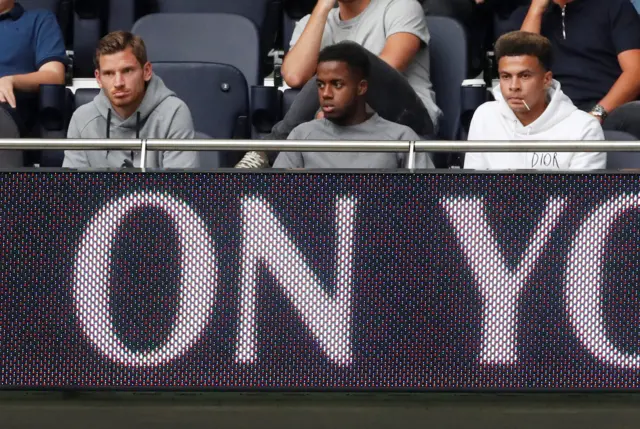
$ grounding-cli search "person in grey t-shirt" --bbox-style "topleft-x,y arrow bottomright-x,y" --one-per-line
237,0 -> 440,169
274,44 -> 434,169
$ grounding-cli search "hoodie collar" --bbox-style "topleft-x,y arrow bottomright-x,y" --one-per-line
492,80 -> 578,135
93,74 -> 175,128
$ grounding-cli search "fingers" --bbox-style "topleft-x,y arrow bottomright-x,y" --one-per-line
0,87 -> 16,109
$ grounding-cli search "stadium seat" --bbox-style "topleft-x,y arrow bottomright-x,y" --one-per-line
37,84 -> 73,166
126,0 -> 281,78
426,16 -> 468,141
73,87 -> 98,108
132,13 -> 260,87
72,0 -> 106,77
605,130 -> 640,170
87,12 -> 254,168
133,13 -> 280,165
282,88 -> 299,118
0,107 -> 23,168
35,87 -> 96,168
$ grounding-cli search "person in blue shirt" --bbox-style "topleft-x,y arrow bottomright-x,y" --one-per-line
515,0 -> 640,139
0,0 -> 67,135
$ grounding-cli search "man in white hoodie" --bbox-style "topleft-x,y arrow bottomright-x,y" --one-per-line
464,31 -> 606,170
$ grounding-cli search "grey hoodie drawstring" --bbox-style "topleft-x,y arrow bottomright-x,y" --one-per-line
106,108 -> 112,138
105,109 -> 142,167
135,111 -> 141,139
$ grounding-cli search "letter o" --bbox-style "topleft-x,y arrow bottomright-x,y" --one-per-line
566,193 -> 640,368
73,192 -> 216,366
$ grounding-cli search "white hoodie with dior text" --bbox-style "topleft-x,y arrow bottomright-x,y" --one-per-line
464,80 -> 606,170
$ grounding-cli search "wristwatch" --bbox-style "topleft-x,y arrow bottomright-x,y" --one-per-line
590,104 -> 608,121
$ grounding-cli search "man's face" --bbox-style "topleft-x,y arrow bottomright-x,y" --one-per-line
498,55 -> 552,115
316,60 -> 367,123
95,47 -> 152,111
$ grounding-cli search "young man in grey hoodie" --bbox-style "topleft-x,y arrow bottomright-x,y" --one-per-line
273,43 -> 434,169
63,31 -> 198,169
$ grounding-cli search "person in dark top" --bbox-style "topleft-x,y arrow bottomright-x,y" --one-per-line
423,0 -> 530,76
0,0 -> 67,137
516,0 -> 640,138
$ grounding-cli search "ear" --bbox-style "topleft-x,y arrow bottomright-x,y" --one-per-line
543,70 -> 553,89
94,69 -> 103,88
357,79 -> 368,97
143,62 -> 153,82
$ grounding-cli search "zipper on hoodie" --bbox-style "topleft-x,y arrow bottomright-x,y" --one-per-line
561,6 -> 566,40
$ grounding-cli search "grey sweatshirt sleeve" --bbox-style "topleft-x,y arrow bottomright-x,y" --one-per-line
396,128 -> 434,169
63,114 -> 91,168
273,152 -> 304,168
161,103 -> 199,169
413,151 -> 435,169
273,125 -> 306,168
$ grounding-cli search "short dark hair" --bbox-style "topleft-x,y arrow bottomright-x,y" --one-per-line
317,43 -> 370,79
94,31 -> 148,70
495,31 -> 552,71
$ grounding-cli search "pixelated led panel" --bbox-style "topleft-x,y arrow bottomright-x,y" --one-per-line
1,172 -> 640,389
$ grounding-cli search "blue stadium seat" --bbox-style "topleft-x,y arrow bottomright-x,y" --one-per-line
72,0 -> 104,77
133,13 -> 261,167
605,130 -> 640,170
35,84 -> 74,167
37,87 -> 97,167
282,88 -> 299,117
125,0 -> 281,77
133,13 -> 280,163
132,13 -> 260,87
425,16 -> 468,141
0,108 -> 23,167
73,87 -> 99,109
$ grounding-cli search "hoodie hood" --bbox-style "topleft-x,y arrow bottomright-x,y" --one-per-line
464,79 -> 606,171
492,79 -> 578,136
94,74 -> 176,136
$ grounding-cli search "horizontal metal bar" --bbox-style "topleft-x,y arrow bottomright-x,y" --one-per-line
0,139 -> 141,150
0,139 -> 637,152
146,139 -> 410,152
415,141 -> 639,153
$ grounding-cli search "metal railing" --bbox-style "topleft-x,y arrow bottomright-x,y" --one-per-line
1,139 -> 638,170
3,139 -> 637,151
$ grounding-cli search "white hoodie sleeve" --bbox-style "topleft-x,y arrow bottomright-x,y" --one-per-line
464,106 -> 490,170
569,119 -> 607,170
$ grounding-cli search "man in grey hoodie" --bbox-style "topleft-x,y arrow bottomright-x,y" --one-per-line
63,31 -> 198,169
273,43 -> 434,169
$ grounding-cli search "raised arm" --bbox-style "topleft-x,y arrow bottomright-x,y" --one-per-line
520,0 -> 551,34
281,0 -> 336,88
